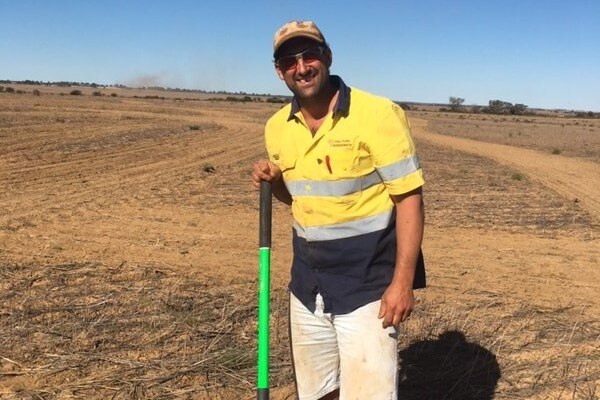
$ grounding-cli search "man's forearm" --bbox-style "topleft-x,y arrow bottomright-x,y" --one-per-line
391,188 -> 424,287
272,178 -> 292,205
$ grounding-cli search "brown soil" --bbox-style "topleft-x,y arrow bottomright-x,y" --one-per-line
410,116 -> 600,223
1,90 -> 598,399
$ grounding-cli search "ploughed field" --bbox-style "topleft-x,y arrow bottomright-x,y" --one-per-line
1,88 -> 598,399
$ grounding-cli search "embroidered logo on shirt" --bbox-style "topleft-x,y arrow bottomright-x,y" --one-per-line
328,139 -> 352,149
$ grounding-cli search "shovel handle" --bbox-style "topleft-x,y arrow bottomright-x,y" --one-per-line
259,180 -> 272,247
257,180 -> 272,400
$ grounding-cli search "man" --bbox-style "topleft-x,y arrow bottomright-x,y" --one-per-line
251,20 -> 425,400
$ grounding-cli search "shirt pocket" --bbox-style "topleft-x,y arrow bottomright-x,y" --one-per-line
326,150 -> 358,177
323,150 -> 364,207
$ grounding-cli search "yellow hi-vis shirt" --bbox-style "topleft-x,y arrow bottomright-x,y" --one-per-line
265,76 -> 424,314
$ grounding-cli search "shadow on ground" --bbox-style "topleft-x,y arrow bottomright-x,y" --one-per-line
398,330 -> 501,400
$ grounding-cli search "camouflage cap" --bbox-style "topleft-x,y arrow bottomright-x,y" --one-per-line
273,20 -> 325,58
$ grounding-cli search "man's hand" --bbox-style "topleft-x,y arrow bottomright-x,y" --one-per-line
251,159 -> 282,188
378,281 -> 414,328
251,159 -> 292,205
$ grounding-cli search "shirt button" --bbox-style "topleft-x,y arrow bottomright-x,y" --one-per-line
304,184 -> 311,192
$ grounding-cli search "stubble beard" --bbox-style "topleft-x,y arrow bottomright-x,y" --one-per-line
288,71 -> 330,103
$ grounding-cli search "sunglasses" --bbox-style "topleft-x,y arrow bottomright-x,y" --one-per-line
275,46 -> 326,71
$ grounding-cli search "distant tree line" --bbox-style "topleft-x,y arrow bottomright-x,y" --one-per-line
0,79 -> 280,98
0,82 -> 290,103
483,100 -> 528,115
574,111 -> 599,118
446,97 -> 528,115
209,95 -> 289,104
0,79 -> 106,88
438,96 -> 599,118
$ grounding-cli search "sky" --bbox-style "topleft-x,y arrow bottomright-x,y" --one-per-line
1,0 -> 599,111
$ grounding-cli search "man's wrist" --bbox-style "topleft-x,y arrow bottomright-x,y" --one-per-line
389,275 -> 414,291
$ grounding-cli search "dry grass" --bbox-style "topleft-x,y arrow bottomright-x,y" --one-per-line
0,262 -> 291,399
1,262 -> 597,399
398,295 -> 599,399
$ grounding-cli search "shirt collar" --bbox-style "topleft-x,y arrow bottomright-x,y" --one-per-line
287,75 -> 350,121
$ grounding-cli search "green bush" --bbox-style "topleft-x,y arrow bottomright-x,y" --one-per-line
70,89 -> 82,95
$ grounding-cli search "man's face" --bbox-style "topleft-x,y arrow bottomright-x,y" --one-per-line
275,37 -> 332,101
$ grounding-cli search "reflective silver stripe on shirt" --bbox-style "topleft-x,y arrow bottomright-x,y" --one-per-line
293,209 -> 394,242
376,154 -> 420,182
286,170 -> 382,197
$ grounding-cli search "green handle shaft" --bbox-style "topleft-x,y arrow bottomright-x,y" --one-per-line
257,181 -> 272,399
257,248 -> 270,394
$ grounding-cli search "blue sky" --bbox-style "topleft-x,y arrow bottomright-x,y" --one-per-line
1,0 -> 599,111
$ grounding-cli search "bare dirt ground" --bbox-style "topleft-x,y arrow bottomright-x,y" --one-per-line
410,116 -> 600,222
0,89 -> 598,399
